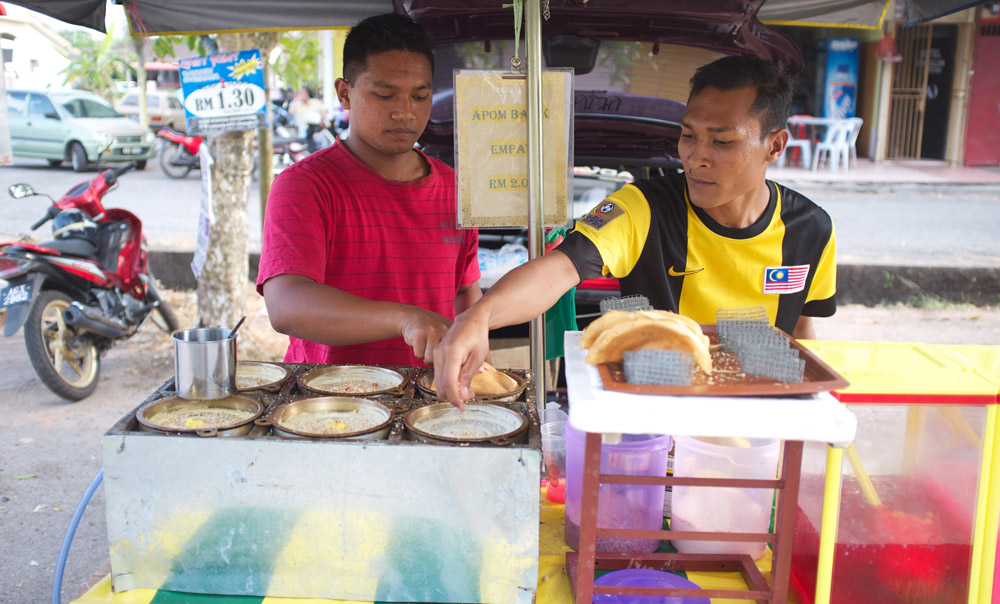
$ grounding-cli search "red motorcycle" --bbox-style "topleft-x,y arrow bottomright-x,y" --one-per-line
157,127 -> 203,179
0,162 -> 180,400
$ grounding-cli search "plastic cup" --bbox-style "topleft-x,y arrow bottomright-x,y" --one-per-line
541,421 -> 567,503
173,327 -> 238,400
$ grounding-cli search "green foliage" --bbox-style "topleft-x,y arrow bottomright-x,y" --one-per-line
151,35 -> 210,62
271,33 -> 322,91
59,23 -> 136,101
596,41 -> 656,87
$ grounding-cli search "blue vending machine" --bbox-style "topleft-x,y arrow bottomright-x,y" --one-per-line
824,38 -> 860,119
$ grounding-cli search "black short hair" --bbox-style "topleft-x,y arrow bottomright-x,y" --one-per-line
689,55 -> 792,140
342,13 -> 435,84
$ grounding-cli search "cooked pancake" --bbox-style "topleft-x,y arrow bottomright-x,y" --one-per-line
580,309 -> 708,352
471,363 -> 519,396
430,362 -> 519,396
584,318 -> 713,373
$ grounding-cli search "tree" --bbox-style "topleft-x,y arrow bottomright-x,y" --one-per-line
271,32 -> 322,92
195,32 -> 281,330
60,23 -> 135,101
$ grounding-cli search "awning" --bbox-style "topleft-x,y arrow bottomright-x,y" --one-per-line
760,0 -> 989,29
759,0 -> 892,29
2,0 -> 106,32
2,0 -> 993,35
122,0 -> 391,36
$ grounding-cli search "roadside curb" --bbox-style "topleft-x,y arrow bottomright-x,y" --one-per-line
774,181 -> 1000,196
149,250 -> 1000,308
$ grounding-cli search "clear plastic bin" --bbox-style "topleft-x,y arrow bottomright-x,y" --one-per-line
670,435 -> 780,560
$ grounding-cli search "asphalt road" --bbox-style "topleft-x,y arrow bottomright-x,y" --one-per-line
2,156 -> 1000,267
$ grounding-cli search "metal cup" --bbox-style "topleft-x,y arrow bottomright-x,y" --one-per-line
172,327 -> 237,400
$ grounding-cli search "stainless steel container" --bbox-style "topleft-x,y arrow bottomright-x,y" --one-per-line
262,397 -> 393,440
173,327 -> 237,400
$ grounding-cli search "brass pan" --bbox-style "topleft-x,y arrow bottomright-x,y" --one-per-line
260,396 -> 393,440
403,403 -> 528,446
137,395 -> 264,437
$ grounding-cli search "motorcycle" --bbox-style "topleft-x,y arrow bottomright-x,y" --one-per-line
160,126 -> 290,178
0,162 -> 181,400
271,136 -> 310,175
157,127 -> 203,179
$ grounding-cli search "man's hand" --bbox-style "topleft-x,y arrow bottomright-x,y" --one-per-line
400,307 -> 454,366
432,306 -> 492,410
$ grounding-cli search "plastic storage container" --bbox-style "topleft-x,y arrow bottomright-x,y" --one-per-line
670,435 -> 780,560
564,423 -> 672,553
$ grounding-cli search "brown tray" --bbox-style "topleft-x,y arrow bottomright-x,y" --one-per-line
596,325 -> 849,396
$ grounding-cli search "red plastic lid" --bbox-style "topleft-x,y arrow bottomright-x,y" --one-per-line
593,569 -> 709,603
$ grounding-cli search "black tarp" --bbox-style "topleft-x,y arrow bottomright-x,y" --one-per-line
3,0 -> 991,36
4,0 -> 106,32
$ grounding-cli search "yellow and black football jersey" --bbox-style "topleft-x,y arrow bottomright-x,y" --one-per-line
558,171 -> 836,334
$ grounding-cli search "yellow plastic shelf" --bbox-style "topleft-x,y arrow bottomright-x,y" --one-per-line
802,340 -> 999,401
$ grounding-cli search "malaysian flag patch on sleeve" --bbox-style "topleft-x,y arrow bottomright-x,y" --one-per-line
763,265 -> 810,294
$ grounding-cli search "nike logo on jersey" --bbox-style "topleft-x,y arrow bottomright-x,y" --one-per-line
667,266 -> 704,277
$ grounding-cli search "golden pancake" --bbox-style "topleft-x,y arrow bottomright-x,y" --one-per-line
579,310 -> 634,350
580,309 -> 709,353
471,363 -> 519,396
430,362 -> 519,396
584,318 -> 713,373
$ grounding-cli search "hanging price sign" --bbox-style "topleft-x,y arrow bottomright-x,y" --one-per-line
179,49 -> 270,135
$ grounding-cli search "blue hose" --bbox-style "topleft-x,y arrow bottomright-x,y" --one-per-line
52,468 -> 103,604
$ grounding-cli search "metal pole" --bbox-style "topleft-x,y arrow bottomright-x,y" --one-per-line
524,0 -> 546,414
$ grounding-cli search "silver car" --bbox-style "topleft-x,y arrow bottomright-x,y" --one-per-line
5,89 -> 156,172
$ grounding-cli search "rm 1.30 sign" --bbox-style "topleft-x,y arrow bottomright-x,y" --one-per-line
190,86 -> 261,114
179,50 -> 269,135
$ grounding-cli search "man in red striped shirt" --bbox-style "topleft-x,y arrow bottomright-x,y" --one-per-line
257,13 -> 481,366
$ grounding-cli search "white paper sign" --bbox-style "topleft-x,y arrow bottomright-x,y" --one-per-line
454,70 -> 573,227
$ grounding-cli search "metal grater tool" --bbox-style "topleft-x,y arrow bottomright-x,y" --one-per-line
736,346 -> 806,383
623,349 -> 694,386
715,305 -> 770,345
600,294 -> 653,313
716,306 -> 805,382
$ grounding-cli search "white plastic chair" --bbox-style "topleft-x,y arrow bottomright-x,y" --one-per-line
846,117 -> 863,169
777,123 -> 812,168
811,120 -> 853,172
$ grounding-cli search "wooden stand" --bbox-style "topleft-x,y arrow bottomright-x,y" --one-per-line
568,431 -> 804,603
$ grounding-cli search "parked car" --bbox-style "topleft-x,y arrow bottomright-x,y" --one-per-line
115,88 -> 187,132
5,89 -> 156,171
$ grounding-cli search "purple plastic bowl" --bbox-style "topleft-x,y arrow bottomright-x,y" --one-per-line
593,568 -> 710,604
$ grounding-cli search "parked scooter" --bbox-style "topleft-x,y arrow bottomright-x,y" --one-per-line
271,137 -> 311,175
157,127 -> 203,179
0,162 -> 181,400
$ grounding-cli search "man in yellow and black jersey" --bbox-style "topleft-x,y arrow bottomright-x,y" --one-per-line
434,55 -> 837,408
562,171 -> 836,337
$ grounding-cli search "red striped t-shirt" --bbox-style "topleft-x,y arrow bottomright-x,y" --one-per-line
256,142 -> 480,365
